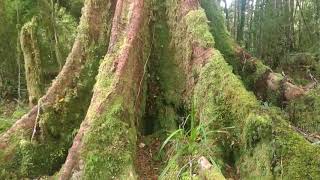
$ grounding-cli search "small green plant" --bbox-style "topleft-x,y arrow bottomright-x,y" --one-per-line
159,100 -> 233,178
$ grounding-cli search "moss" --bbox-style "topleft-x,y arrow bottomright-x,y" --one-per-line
81,98 -> 137,179
139,0 -> 185,135
278,53 -> 317,85
157,106 -> 178,132
273,116 -> 320,179
245,60 -> 270,88
236,142 -> 273,179
161,1 -> 232,177
199,167 -> 226,180
39,45 -> 101,140
287,88 -> 320,133
0,119 -> 12,135
18,140 -> 67,177
0,105 -> 29,134
194,51 -> 259,131
242,114 -> 272,149
0,136 -> 68,179
20,17 -> 44,106
16,43 -> 103,177
199,0 -> 234,59
164,1 -> 320,179
185,10 -> 214,47
193,20 -> 320,179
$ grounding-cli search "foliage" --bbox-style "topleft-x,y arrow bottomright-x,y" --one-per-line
0,102 -> 29,134
160,104 -> 228,179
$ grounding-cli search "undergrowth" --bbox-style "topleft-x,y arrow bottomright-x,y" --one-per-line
0,102 -> 29,134
159,102 -> 230,179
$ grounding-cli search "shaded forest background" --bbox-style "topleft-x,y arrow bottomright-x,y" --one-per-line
221,0 -> 320,82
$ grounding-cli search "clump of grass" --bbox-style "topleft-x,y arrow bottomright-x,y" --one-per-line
159,101 -> 232,178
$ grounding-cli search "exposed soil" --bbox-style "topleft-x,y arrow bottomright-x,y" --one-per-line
135,136 -> 162,180
224,164 -> 240,180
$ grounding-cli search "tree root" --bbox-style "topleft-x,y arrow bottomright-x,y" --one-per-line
58,0 -> 151,179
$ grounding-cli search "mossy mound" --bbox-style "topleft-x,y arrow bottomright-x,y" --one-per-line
287,88 -> 320,134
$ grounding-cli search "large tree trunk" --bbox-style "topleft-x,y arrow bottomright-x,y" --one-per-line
58,0 -> 151,179
0,0 -> 115,177
20,17 -> 44,107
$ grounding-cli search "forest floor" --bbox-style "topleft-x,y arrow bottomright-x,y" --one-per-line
0,101 -> 29,134
135,136 -> 163,179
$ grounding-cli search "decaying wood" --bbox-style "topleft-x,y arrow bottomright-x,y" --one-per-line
236,47 -> 317,102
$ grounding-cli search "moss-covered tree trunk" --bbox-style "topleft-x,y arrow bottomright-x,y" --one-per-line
20,17 -> 44,107
0,0 -> 115,178
160,0 -> 320,179
59,0 -> 151,179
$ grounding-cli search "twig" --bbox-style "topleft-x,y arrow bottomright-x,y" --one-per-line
292,125 -> 320,143
134,53 -> 150,109
134,18 -> 154,109
31,98 -> 42,142
189,156 -> 192,178
308,72 -> 318,84
241,51 -> 247,72
177,157 -> 197,179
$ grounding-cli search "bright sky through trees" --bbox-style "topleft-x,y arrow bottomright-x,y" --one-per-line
221,0 -> 233,7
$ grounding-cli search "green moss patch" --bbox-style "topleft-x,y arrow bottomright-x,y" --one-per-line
287,88 -> 320,134
82,98 -> 137,179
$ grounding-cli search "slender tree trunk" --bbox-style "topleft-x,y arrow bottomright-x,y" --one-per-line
233,0 -> 238,38
16,1 -> 22,101
237,0 -> 246,43
51,0 -> 63,70
222,0 -> 229,30
20,17 -> 44,107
